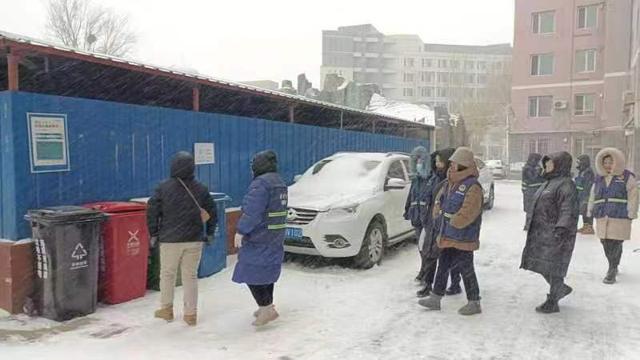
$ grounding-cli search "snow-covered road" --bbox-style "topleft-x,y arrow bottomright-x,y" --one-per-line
2,181 -> 640,359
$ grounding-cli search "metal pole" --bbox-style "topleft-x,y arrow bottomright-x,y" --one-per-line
7,52 -> 20,91
192,86 -> 200,112
289,104 -> 295,123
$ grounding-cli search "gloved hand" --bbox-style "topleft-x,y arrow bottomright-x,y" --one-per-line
403,212 -> 409,221
149,236 -> 158,250
206,234 -> 215,246
553,227 -> 568,240
234,233 -> 243,249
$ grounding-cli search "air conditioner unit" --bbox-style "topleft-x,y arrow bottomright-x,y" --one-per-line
554,100 -> 568,110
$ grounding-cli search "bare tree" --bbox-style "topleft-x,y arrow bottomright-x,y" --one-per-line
46,0 -> 137,57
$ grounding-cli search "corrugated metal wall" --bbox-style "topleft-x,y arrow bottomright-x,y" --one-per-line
1,91 -> 429,239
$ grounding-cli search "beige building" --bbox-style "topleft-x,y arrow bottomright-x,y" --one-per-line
511,0 -> 633,163
321,24 -> 512,112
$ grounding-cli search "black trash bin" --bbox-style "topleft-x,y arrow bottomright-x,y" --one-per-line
26,206 -> 106,321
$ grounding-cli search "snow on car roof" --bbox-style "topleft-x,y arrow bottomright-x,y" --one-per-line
329,152 -> 408,161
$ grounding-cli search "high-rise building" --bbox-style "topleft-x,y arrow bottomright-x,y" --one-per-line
510,0 -> 633,163
321,24 -> 512,112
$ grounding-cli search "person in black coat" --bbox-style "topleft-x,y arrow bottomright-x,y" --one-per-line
147,151 -> 217,326
404,146 -> 431,282
575,154 -> 595,234
521,153 -> 544,230
520,151 -> 578,314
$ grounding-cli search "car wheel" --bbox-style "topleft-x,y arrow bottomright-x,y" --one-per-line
353,220 -> 386,269
484,185 -> 495,210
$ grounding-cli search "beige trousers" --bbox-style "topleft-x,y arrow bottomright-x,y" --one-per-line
159,242 -> 203,315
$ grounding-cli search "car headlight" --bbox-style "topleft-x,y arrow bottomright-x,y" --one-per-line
327,204 -> 359,216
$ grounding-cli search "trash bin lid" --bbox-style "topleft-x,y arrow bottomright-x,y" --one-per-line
84,202 -> 147,213
27,206 -> 105,222
129,197 -> 150,204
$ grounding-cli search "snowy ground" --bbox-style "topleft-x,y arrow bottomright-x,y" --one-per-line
2,181 -> 640,360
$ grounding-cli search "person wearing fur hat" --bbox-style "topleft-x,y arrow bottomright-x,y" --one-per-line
418,147 -> 483,316
587,148 -> 639,284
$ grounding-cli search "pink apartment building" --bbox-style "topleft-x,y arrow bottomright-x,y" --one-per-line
511,0 -> 633,164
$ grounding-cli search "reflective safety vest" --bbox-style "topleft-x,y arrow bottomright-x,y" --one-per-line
266,185 -> 288,231
439,176 -> 482,242
593,170 -> 633,219
522,180 -> 544,192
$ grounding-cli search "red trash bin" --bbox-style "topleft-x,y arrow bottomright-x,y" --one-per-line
84,202 -> 149,304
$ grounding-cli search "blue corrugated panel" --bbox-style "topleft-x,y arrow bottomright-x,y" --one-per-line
0,91 -> 429,239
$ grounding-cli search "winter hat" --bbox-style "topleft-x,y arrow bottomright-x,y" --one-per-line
449,147 -> 475,169
251,150 -> 278,178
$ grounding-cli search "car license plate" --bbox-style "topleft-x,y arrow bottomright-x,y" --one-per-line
286,227 -> 303,240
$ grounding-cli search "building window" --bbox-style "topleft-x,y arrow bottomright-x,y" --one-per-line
531,54 -> 554,76
529,138 -> 550,154
437,72 -> 449,83
578,5 -> 598,29
437,88 -> 448,97
532,11 -> 555,34
575,94 -> 595,115
403,73 -> 415,82
465,60 -> 475,70
403,88 -> 415,97
403,58 -> 415,67
538,139 -> 550,154
450,60 -> 460,69
477,74 -> 488,84
421,72 -> 434,83
528,96 -> 553,117
465,74 -> 476,84
420,87 -> 433,97
438,59 -> 448,68
422,59 -> 432,68
528,139 -> 537,154
477,61 -> 487,70
576,49 -> 597,73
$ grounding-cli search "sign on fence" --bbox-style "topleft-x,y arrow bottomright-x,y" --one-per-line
27,113 -> 70,173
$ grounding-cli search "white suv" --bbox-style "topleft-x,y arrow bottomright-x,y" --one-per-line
284,152 -> 415,268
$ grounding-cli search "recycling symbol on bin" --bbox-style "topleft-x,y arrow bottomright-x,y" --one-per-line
126,230 -> 141,256
71,243 -> 88,260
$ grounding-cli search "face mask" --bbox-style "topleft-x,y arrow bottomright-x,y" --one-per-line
416,162 -> 427,177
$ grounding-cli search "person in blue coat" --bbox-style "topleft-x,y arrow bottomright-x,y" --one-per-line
232,150 -> 288,327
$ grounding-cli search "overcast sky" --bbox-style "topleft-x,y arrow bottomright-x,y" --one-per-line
1,0 -> 514,86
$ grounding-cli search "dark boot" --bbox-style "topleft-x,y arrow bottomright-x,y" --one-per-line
535,295 -> 559,314
416,285 -> 431,298
557,284 -> 573,301
445,284 -> 462,296
414,271 -> 425,284
603,267 -> 618,284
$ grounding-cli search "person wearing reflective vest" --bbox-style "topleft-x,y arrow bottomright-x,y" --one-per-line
408,147 -> 462,298
574,154 -> 595,234
232,150 -> 288,326
587,148 -> 638,285
418,147 -> 483,316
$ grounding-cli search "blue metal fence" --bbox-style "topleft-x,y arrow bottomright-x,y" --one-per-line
0,91 -> 429,239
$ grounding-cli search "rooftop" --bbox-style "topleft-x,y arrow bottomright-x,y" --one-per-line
0,30 -> 432,138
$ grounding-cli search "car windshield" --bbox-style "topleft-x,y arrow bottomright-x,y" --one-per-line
292,156 -> 383,195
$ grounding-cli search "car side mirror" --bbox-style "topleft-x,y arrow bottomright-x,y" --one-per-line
385,178 -> 407,191
293,175 -> 302,183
